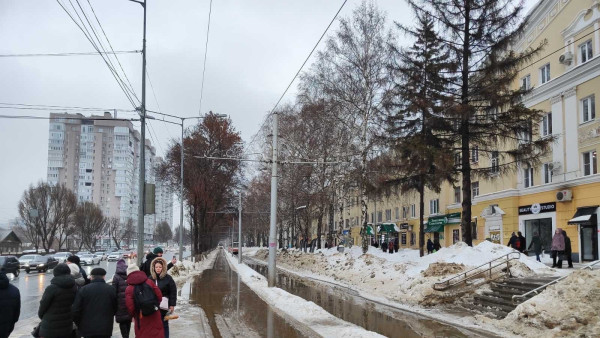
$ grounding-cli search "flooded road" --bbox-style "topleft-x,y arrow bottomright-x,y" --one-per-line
187,252 -> 307,338
246,259 -> 489,338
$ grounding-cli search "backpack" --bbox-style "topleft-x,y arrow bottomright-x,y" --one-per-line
134,282 -> 159,316
515,239 -> 521,249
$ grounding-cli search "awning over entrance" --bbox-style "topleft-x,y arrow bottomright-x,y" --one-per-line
378,223 -> 398,233
425,215 -> 447,233
568,206 -> 599,224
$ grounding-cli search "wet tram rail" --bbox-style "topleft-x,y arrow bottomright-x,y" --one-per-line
243,257 -> 497,338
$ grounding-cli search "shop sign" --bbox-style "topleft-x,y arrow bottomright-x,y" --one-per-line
518,202 -> 556,215
489,231 -> 501,244
399,223 -> 409,230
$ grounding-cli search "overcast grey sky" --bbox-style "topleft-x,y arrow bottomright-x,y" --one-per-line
0,0 -> 537,225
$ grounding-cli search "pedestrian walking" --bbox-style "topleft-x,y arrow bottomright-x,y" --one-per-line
527,232 -> 543,262
551,228 -> 565,268
67,262 -> 85,288
381,240 -> 388,253
517,232 -> 526,253
37,263 -> 77,338
562,230 -> 574,268
125,264 -> 164,338
0,271 -> 20,338
433,239 -> 441,252
507,232 -> 520,251
388,239 -> 395,255
113,259 -> 133,338
150,257 -> 177,338
67,255 -> 89,285
394,237 -> 399,253
72,268 -> 117,338
427,239 -> 434,254
141,247 -> 174,277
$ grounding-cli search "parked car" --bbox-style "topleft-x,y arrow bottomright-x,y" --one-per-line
19,254 -> 42,269
122,252 -> 130,259
107,252 -> 122,261
25,256 -> 58,273
0,256 -> 20,277
80,254 -> 100,265
76,251 -> 92,256
53,252 -> 73,263
94,252 -> 107,261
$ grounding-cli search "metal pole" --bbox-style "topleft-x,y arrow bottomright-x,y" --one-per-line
178,118 -> 184,261
136,0 -> 147,266
267,112 -> 278,287
238,192 -> 242,264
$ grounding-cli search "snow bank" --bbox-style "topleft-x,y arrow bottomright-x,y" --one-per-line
169,249 -> 218,287
224,251 -> 385,338
246,241 -> 559,305
481,269 -> 600,337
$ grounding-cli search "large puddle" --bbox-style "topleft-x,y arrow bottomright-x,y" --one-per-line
187,253 -> 306,337
246,259 -> 492,338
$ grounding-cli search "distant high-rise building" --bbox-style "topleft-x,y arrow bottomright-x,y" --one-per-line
47,112 -> 173,244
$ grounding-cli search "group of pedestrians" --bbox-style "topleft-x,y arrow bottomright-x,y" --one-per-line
0,246 -> 178,338
381,237 -> 399,254
551,228 -> 573,268
426,238 -> 442,254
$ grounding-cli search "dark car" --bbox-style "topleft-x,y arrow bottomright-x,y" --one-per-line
0,256 -> 20,277
25,256 -> 58,274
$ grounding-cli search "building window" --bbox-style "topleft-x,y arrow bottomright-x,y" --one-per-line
583,151 -> 597,176
543,163 -> 553,184
523,166 -> 534,188
540,63 -> 550,84
521,74 -> 531,90
401,232 -> 407,245
430,199 -> 439,215
580,40 -> 593,63
410,232 -> 416,245
471,181 -> 479,198
453,229 -> 460,244
395,207 -> 399,220
520,120 -> 533,143
385,209 -> 391,221
582,96 -> 596,123
371,212 -> 374,223
377,211 -> 382,223
454,153 -> 461,167
472,221 -> 478,240
454,187 -> 461,204
411,204 -> 416,218
402,206 -> 408,219
471,146 -> 479,163
541,113 -> 552,137
491,151 -> 500,175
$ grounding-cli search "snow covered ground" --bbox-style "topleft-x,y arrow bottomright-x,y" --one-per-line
169,249 -> 218,287
224,249 -> 386,338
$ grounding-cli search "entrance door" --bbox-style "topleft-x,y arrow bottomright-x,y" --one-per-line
580,224 -> 598,261
524,218 -> 552,255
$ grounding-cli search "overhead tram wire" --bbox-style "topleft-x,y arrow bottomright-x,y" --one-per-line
0,103 -> 135,112
56,0 -> 138,108
242,0 -> 349,156
0,115 -> 139,122
198,0 -> 214,116
146,66 -> 178,143
0,50 -> 141,58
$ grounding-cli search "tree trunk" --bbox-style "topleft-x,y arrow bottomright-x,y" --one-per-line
418,179 -> 425,257
460,1 -> 473,246
317,213 -> 323,249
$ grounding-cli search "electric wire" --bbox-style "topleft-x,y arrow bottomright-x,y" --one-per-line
0,114 -> 139,121
198,0 -> 214,116
146,67 -> 177,143
0,50 -> 141,57
0,103 -> 134,111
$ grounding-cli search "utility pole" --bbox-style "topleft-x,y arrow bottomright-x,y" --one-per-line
136,0 -> 147,266
267,112 -> 278,287
238,192 -> 242,264
178,118 -> 184,261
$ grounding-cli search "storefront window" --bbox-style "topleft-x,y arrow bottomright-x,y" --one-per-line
401,232 -> 407,245
453,229 -> 460,244
524,218 -> 552,254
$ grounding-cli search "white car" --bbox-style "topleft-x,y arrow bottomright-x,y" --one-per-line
107,252 -> 122,261
94,252 -> 107,261
19,254 -> 42,269
80,254 -> 100,265
54,252 -> 73,263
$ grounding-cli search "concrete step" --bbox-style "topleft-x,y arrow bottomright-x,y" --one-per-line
492,282 -> 538,292
468,303 -> 510,319
474,294 -> 517,308
482,291 -> 533,302
473,296 -> 516,314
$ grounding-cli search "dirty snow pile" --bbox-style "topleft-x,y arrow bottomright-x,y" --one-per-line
169,249 -> 217,287
481,269 -> 600,337
225,252 -> 385,338
247,241 -> 556,306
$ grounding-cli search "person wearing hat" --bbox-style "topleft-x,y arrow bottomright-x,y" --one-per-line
67,255 -> 89,285
150,256 -> 177,338
72,267 -> 117,338
38,263 -> 77,338
140,247 -> 175,277
0,271 -> 20,338
113,259 -> 133,338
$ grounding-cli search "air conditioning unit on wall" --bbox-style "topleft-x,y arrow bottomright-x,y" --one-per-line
556,189 -> 572,202
559,51 -> 573,65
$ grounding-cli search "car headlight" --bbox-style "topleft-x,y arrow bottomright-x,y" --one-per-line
38,264 -> 45,267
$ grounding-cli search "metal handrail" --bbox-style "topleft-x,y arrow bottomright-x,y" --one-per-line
512,259 -> 600,303
433,252 -> 521,291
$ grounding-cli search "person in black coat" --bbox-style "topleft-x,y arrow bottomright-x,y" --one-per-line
433,239 -> 442,252
72,267 -> 117,338
0,272 -> 20,338
150,257 -> 177,338
517,232 -> 527,253
112,259 -> 132,338
427,239 -> 434,254
141,247 -> 175,277
38,263 -> 77,338
562,230 -> 574,268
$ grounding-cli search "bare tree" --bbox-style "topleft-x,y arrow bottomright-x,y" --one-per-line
122,218 -> 136,246
106,217 -> 131,250
154,221 -> 173,244
74,201 -> 106,250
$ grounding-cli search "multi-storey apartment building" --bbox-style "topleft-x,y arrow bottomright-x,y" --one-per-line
312,0 -> 600,263
47,112 -> 173,244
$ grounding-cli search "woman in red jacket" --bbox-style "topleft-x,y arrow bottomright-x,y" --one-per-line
125,264 -> 164,338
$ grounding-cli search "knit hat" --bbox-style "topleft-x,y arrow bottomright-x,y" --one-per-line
67,263 -> 80,276
90,267 -> 106,276
53,263 -> 71,277
153,247 -> 163,254
67,255 -> 80,265
126,264 -> 139,276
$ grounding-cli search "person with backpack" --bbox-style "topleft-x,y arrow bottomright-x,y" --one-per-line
125,264 -> 164,338
140,247 -> 175,277
0,271 -> 20,338
517,232 -> 526,253
113,259 -> 132,338
507,232 -> 519,250
150,257 -> 177,338
37,263 -> 77,338
72,268 -> 117,338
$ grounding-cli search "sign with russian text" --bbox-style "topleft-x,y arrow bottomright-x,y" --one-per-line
518,202 -> 556,215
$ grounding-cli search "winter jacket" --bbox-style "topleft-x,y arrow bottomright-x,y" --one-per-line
507,234 -> 518,249
68,263 -> 85,287
0,272 -> 20,338
125,270 -> 164,338
72,278 -> 117,337
38,274 -> 77,338
141,253 -> 173,276
528,235 -> 542,254
150,257 -> 177,309
433,240 -> 441,251
518,235 -> 526,253
551,228 -> 565,251
113,259 -> 132,323
563,231 -> 572,255
427,240 -> 434,252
